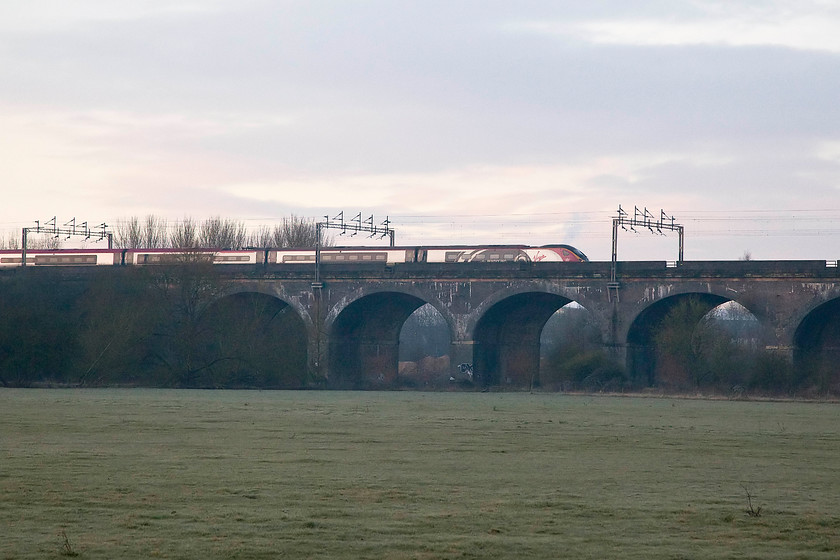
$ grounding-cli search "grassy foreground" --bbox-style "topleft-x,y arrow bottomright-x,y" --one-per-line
1,390 -> 839,559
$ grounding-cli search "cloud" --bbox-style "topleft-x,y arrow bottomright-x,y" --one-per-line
573,16 -> 840,52
509,1 -> 840,52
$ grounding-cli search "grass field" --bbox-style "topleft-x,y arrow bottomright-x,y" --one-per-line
1,389 -> 839,559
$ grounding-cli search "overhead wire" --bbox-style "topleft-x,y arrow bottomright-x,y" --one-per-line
5,209 -> 840,246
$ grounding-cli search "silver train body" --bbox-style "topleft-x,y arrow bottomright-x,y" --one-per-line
0,244 -> 588,268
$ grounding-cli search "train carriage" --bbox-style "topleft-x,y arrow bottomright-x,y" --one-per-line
0,249 -> 124,267
270,248 -> 416,266
124,249 -> 262,265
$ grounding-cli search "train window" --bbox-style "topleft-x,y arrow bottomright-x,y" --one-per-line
281,254 -> 314,262
319,252 -> 386,263
34,255 -> 97,265
213,255 -> 251,262
137,253 -> 213,264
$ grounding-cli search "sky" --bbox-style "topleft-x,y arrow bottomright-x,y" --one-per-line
1,0 -> 840,261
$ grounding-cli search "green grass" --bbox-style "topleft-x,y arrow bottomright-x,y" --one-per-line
1,390 -> 839,559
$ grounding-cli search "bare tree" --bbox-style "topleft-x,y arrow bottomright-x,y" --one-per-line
15,233 -> 62,250
113,217 -> 143,248
199,216 -> 246,249
246,225 -> 274,248
34,236 -> 63,249
278,214 -> 319,247
113,215 -> 169,248
1,231 -> 20,249
143,215 -> 168,248
245,215 -> 326,248
70,213 -> 325,250
170,217 -> 199,249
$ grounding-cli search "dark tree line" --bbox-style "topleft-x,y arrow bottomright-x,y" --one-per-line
0,265 -> 311,389
0,272 -> 82,387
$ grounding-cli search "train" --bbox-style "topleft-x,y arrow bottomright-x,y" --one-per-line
0,244 -> 588,268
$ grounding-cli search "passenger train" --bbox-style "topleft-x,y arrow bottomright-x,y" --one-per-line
0,244 -> 588,268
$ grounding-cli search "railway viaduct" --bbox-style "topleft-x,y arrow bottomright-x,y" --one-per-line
5,259 -> 840,388
208,259 -> 840,387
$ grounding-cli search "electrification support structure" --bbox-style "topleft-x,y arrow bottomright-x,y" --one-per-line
21,217 -> 112,267
610,205 -> 683,300
313,212 -> 395,287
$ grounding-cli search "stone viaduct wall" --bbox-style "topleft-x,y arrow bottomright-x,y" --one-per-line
217,259 -> 840,387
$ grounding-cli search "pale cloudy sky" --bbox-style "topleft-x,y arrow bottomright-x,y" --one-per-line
2,0 -> 839,261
